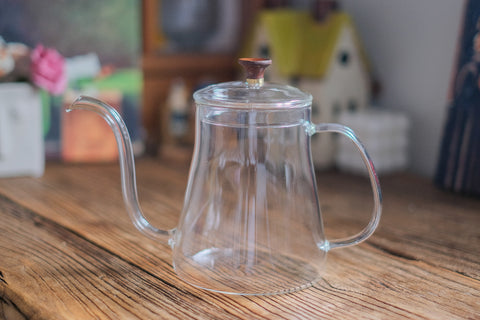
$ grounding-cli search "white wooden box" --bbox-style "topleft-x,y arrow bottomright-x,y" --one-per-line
0,83 -> 44,177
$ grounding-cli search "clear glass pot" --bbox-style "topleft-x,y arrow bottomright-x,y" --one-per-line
67,59 -> 382,295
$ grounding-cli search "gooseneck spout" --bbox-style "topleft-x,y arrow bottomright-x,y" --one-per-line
66,96 -> 175,245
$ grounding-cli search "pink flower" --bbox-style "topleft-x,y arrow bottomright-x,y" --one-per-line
30,44 -> 67,95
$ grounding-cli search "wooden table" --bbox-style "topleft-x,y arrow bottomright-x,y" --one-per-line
0,159 -> 478,319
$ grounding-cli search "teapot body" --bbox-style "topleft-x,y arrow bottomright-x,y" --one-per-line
67,58 -> 381,296
173,104 -> 327,294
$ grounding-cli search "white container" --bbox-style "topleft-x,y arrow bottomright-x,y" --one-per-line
337,109 -> 410,175
0,83 -> 44,177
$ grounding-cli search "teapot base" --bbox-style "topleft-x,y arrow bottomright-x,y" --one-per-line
173,247 -> 326,296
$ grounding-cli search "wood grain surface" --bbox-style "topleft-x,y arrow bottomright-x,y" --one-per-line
0,159 -> 478,319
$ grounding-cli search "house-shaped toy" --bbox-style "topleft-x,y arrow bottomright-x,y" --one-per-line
245,7 -> 371,168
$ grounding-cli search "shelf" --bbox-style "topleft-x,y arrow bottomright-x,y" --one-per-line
140,0 -> 263,155
142,53 -> 237,77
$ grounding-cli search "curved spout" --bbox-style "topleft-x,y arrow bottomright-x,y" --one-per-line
66,96 -> 175,245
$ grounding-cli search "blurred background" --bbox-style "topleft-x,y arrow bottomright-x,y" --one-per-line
0,0 -> 477,195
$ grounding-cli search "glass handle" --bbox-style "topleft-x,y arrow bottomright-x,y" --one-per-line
66,96 -> 176,246
308,122 -> 382,250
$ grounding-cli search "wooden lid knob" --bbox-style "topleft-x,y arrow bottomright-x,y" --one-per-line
238,58 -> 271,85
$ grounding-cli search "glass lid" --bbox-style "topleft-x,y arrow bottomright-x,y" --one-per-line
193,58 -> 312,109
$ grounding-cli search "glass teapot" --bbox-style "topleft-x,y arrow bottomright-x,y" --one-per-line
67,58 -> 381,296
